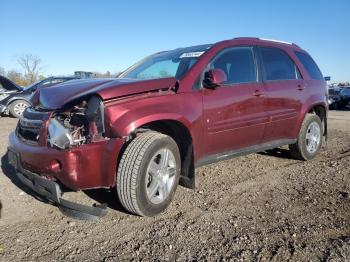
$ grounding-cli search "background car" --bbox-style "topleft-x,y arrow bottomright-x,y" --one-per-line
336,87 -> 350,109
0,76 -> 78,118
328,86 -> 342,109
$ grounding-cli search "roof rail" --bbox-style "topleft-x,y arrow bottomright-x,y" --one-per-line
233,37 -> 300,48
259,38 -> 300,47
233,37 -> 260,41
259,38 -> 293,45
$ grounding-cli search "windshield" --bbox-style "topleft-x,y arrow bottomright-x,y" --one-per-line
119,44 -> 212,80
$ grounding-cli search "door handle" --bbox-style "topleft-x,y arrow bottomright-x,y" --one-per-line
253,90 -> 264,97
297,84 -> 305,91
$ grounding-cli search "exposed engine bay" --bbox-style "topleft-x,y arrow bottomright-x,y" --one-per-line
48,96 -> 105,149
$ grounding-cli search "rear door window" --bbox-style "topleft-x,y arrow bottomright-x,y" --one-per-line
295,51 -> 323,80
260,47 -> 300,81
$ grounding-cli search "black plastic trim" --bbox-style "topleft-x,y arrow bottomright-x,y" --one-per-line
7,150 -> 107,220
195,139 -> 297,168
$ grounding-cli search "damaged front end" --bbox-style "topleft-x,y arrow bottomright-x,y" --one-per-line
9,95 -> 124,220
47,96 -> 105,150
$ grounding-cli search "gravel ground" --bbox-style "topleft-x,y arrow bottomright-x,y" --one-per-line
0,111 -> 349,261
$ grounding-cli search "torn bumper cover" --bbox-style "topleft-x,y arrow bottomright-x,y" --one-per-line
7,150 -> 107,220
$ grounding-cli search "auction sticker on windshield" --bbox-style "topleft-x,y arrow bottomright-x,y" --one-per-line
179,51 -> 204,58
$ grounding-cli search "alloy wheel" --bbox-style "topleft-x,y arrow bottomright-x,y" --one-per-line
145,148 -> 177,204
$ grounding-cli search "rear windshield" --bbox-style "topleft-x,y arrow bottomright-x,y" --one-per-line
295,51 -> 323,80
119,44 -> 212,80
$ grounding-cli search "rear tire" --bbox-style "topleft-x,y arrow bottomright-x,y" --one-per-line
289,113 -> 323,160
9,100 -> 30,118
116,131 -> 181,216
332,102 -> 339,110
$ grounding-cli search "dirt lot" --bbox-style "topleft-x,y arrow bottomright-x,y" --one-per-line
0,111 -> 349,261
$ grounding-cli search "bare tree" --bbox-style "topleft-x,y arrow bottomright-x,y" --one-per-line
7,70 -> 26,86
17,54 -> 42,84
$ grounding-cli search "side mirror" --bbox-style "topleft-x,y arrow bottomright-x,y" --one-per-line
203,69 -> 227,89
324,76 -> 331,81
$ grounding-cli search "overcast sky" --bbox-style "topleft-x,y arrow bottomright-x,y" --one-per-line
0,0 -> 349,82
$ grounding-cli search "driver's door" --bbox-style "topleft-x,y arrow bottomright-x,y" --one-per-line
202,46 -> 268,157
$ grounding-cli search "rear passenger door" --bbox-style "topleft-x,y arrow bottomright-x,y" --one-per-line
258,46 -> 305,142
202,46 -> 268,156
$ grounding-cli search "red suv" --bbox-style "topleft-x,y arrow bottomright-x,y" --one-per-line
8,37 -> 327,218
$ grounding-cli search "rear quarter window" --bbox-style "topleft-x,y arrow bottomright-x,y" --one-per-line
295,51 -> 323,80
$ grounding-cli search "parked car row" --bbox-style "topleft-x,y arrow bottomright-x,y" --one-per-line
328,86 -> 350,110
0,76 -> 78,118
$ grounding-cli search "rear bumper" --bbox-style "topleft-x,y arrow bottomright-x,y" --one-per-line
8,150 -> 107,220
8,132 -> 125,190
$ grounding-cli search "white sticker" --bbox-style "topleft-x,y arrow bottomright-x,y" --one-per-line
179,51 -> 204,58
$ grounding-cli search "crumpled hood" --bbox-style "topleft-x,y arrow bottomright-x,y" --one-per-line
38,77 -> 177,109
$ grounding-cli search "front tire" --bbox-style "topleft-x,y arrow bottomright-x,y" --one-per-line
116,131 -> 181,216
9,100 -> 30,118
289,113 -> 323,160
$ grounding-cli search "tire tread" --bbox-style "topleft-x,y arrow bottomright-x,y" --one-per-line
117,131 -> 168,216
289,113 -> 322,160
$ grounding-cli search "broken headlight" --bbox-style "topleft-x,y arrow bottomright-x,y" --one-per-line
47,96 -> 105,149
48,118 -> 86,149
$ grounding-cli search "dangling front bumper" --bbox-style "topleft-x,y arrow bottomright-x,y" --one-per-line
7,149 -> 108,220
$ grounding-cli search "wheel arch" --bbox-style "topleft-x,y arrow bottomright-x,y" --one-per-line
6,96 -> 31,106
307,103 -> 328,140
296,102 -> 328,141
124,118 -> 196,189
7,98 -> 31,117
